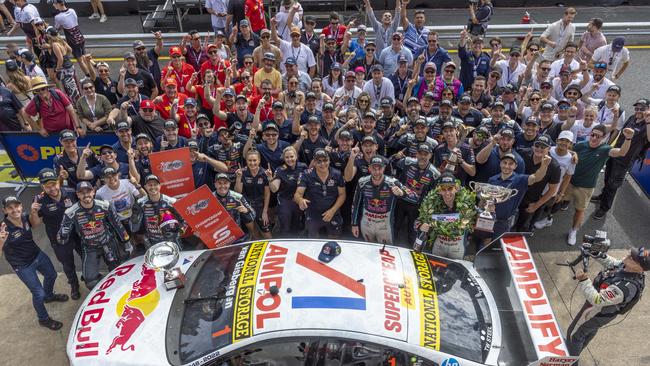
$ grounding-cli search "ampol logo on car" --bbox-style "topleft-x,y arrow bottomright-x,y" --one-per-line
106,265 -> 160,354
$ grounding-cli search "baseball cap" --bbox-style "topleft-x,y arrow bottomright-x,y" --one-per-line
509,46 -> 522,56
116,121 -> 131,131
557,98 -> 571,106
305,91 -> 316,100
492,101 -> 505,110
559,65 -> 572,75
304,15 -> 315,23
124,78 -> 138,86
284,57 -> 297,65
564,84 -> 582,97
99,144 -> 114,153
540,101 -> 555,110
331,62 -> 342,70
307,115 -> 321,124
102,166 -> 118,177
187,139 -> 199,150
500,128 -> 515,138
612,37 -> 626,52
631,247 -> 650,271
459,95 -> 472,104
313,149 -> 329,160
164,120 -> 178,129
357,24 -> 367,32
443,61 -> 457,70
369,156 -> 387,167
197,113 -> 210,122
207,43 -> 218,50
473,125 -> 491,138
272,101 -> 284,109
344,71 -> 356,79
363,111 -> 377,120
397,54 -> 408,63
263,52 -> 276,61
503,83 -> 517,93
535,135 -> 553,148
633,98 -> 649,108
2,196 -> 21,207
318,241 -> 341,263
414,118 -> 428,127
184,97 -> 198,106
558,130 -> 574,142
438,172 -> 457,186
524,116 -> 539,126
380,97 -> 393,107
417,143 -> 433,154
223,88 -> 235,97
38,168 -> 58,184
290,26 -> 301,36
323,103 -> 334,112
76,181 -> 94,192
169,46 -> 182,56
423,91 -> 435,100
144,174 -> 160,183
123,51 -> 136,60
439,100 -> 454,108
239,19 -> 250,27
338,130 -> 353,140
362,135 -> 377,145
132,40 -> 145,49
59,129 -> 76,141
5,59 -> 18,72
260,28 -> 271,36
215,173 -> 231,182
370,64 -> 383,73
264,122 -> 279,131
235,94 -> 247,102
135,133 -> 152,142
441,121 -> 456,130
354,66 -> 366,74
140,99 -> 154,109
407,97 -> 420,105
325,35 -> 336,43
500,152 -> 517,162
424,62 -> 436,71
607,85 -> 622,95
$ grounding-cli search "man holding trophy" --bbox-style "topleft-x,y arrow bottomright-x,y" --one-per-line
475,151 -> 551,241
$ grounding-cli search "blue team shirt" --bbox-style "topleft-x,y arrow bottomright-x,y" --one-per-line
488,172 -> 529,221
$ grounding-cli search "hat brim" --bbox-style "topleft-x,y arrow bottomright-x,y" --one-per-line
318,253 -> 335,262
29,82 -> 54,92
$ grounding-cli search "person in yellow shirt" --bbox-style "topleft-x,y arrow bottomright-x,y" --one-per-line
254,52 -> 282,95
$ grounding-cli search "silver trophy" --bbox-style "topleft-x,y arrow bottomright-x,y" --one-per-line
444,148 -> 460,173
469,182 -> 519,233
144,241 -> 185,290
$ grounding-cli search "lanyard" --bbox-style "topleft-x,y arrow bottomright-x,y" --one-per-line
129,95 -> 141,115
373,81 -> 382,106
189,47 -> 204,67
396,76 -> 407,96
425,48 -> 438,64
85,95 -> 97,120
291,46 -> 302,63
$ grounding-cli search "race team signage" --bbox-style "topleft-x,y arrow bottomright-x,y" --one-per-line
149,147 -> 194,198
173,185 -> 244,248
0,132 -> 118,178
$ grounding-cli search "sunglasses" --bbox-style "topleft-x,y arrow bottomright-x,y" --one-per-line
136,47 -> 146,51
635,107 -> 647,112
541,84 -> 552,89
142,108 -> 154,112
98,69 -> 109,74
198,122 -> 211,128
358,100 -> 369,103
315,159 -> 329,164
191,37 -> 201,41
529,48 -> 539,52
291,34 -> 300,38
366,48 -> 375,52
83,86 -> 94,90
241,76 -> 251,80
101,150 -> 114,155
533,143 -> 549,149
540,67 -> 551,71
261,35 -> 270,39
530,98 -> 540,101
208,50 -> 218,55
444,69 -> 454,73
566,92 -> 579,96
392,37 -> 401,40
590,133 -> 604,138
244,61 -> 253,65
594,63 -> 607,69
425,70 -> 435,74
559,105 -> 570,110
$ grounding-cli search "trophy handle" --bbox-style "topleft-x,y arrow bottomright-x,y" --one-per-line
508,189 -> 518,199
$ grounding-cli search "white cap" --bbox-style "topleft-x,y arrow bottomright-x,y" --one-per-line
558,130 -> 574,142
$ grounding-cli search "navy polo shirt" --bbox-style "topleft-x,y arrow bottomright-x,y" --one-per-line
153,136 -> 188,152
2,215 -> 41,269
458,47 -> 491,89
112,141 -> 134,164
192,160 -> 213,190
297,167 -> 345,216
475,147 -> 525,183
256,141 -> 290,172
299,135 -> 329,163
275,162 -> 308,201
488,172 -> 529,221
241,167 -> 268,206
90,162 -> 130,181
35,188 -> 77,242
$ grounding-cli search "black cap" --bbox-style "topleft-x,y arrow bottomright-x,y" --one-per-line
370,64 -> 383,73
607,85 -> 622,95
557,98 -> 571,106
60,129 -> 76,141
633,98 -> 649,108
414,118 -> 428,127
540,101 -> 555,110
535,134 -> 552,148
215,173 -> 231,182
197,113 -> 210,121
164,120 -> 178,129
307,115 -> 321,124
361,135 -> 377,145
264,122 -> 279,131
144,174 -> 160,183
272,101 -> 284,109
76,181 -> 94,192
38,168 -> 58,184
441,121 -> 456,130
187,139 -> 199,149
305,91 -> 316,100
235,94 -> 247,102
380,97 -> 393,107
338,130 -> 353,140
313,149 -> 329,160
99,144 -> 114,153
438,172 -> 457,186
116,121 -> 130,131
473,125 -> 491,138
124,78 -> 138,86
504,83 -> 517,93
492,101 -> 505,109
101,166 -> 118,177
123,51 -> 136,60
318,241 -> 341,263
323,103 -> 335,111
564,84 -> 583,97
407,97 -> 420,105
500,128 -> 515,138
369,156 -> 387,167
439,100 -> 453,108
459,95 -> 472,104
631,247 -> 650,271
5,59 -> 18,72
501,152 -> 517,162
2,196 -> 21,207
135,133 -> 152,142
363,111 -> 377,120
423,91 -> 435,100
524,116 -> 539,125
417,143 -> 433,154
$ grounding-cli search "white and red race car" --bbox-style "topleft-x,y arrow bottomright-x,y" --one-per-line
67,236 -> 578,366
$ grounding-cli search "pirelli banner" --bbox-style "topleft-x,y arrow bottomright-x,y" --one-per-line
0,132 -> 118,178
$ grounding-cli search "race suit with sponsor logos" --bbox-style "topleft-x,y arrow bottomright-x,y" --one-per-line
207,142 -> 243,182
567,255 -> 645,356
351,175 -> 414,244
131,194 -> 187,249
57,200 -> 129,289
214,189 -> 255,228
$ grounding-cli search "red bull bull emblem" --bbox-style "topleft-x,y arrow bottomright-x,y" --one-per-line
185,199 -> 210,215
158,160 -> 184,172
106,265 -> 160,354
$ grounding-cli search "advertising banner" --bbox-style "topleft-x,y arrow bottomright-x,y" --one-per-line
0,132 -> 118,178
149,147 -> 194,198
173,185 -> 244,248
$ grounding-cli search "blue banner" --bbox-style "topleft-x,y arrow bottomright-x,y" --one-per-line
0,132 -> 119,178
630,150 -> 650,198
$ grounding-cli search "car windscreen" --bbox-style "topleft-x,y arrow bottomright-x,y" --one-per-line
429,258 -> 493,364
176,245 -> 246,364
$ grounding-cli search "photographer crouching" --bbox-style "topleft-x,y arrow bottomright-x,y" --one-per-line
468,0 -> 493,37
566,232 -> 649,359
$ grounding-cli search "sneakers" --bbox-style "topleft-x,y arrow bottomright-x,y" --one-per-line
39,318 -> 63,331
89,12 -> 100,20
590,194 -> 602,203
567,229 -> 577,246
534,217 -> 553,230
100,15 -> 108,23
559,200 -> 570,211
71,286 -> 81,300
44,293 -> 69,303
592,209 -> 606,220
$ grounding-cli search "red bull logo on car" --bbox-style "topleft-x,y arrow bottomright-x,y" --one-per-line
106,265 -> 161,354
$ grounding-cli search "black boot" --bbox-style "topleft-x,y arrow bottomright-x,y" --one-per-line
71,284 -> 81,300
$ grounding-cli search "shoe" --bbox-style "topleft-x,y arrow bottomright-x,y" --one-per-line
44,293 -> 69,303
559,201 -> 570,211
71,286 -> 81,300
590,194 -> 602,203
592,209 -> 606,220
99,15 -> 108,23
39,318 -> 63,331
534,217 -> 553,230
89,13 -> 100,20
567,230 -> 577,246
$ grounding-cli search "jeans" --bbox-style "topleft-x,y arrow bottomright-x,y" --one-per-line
14,251 -> 57,321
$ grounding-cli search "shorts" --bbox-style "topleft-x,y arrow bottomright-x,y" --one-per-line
566,184 -> 594,211
70,42 -> 86,60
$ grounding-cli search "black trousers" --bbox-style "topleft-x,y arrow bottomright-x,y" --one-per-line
515,200 -> 550,232
566,302 -> 616,359
598,159 -> 630,213
395,200 -> 420,246
47,233 -> 82,288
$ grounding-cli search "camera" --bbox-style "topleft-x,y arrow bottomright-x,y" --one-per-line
469,0 -> 479,5
581,230 -> 610,257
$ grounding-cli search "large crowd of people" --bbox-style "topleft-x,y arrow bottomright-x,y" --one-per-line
0,0 -> 649,346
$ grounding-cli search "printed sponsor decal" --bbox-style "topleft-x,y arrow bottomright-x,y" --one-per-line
232,241 -> 267,342
411,251 -> 440,351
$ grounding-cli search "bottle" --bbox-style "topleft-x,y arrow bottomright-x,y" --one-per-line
413,229 -> 429,252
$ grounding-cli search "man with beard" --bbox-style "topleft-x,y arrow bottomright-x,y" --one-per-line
180,30 -> 209,72
154,78 -> 188,121
244,121 -> 290,171
434,121 -> 476,186
208,126 -> 244,182
458,29 -> 491,90
108,78 -> 149,122
111,121 -> 134,163
125,99 -> 166,141
453,94 -> 484,128
77,144 -> 129,184
387,96 -> 421,140
475,128 -> 525,182
53,130 -> 100,187
393,143 -> 441,245
187,139 -> 228,189
349,111 -> 386,156
213,173 -> 255,240
30,168 -> 82,300
118,52 -> 158,99
540,7 -> 577,61
133,35 -> 163,91
479,101 -> 522,135
376,98 -> 399,138
58,181 -> 130,289
522,59 -> 552,91
320,102 -> 342,142
389,117 -> 437,159
161,46 -> 194,94
428,100 -> 463,140
583,63 -> 614,101
128,133 -> 154,186
320,34 -> 345,78
468,76 -> 493,114
177,98 -> 200,139
154,120 -> 188,151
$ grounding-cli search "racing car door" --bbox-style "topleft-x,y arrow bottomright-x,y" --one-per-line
316,338 -> 438,366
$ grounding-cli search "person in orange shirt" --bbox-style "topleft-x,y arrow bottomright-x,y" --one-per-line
176,98 -> 199,138
199,44 -> 235,85
161,46 -> 195,94
245,0 -> 266,34
154,78 -> 188,120
232,69 -> 259,100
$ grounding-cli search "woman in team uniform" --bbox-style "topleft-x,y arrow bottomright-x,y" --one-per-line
269,146 -> 307,237
235,150 -> 272,239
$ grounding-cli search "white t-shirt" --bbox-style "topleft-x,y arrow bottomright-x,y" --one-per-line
569,120 -> 598,143
96,180 -> 140,220
54,8 -> 79,29
362,78 -> 395,110
14,4 -> 39,26
591,44 -> 630,77
204,0 -> 227,29
494,60 -> 526,87
333,86 -> 362,109
275,5 -> 303,41
581,77 -> 614,102
279,40 -> 316,74
549,58 -> 580,79
540,20 -> 575,60
550,146 -> 576,181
